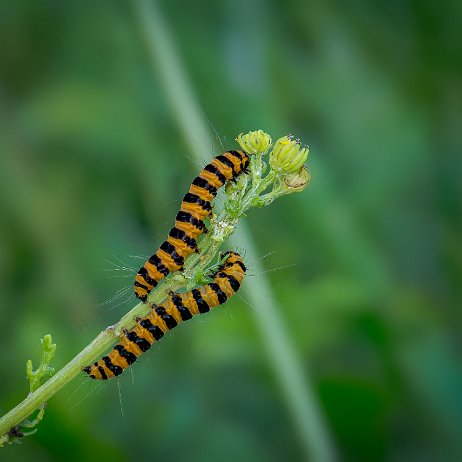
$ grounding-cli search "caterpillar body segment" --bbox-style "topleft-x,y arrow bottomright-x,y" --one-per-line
85,252 -> 246,380
134,151 -> 249,302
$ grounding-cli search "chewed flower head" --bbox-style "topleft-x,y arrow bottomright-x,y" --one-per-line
283,166 -> 311,192
236,130 -> 272,155
269,134 -> 309,174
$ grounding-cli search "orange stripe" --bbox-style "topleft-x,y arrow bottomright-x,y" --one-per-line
166,236 -> 193,258
174,221 -> 203,240
144,260 -> 165,282
157,249 -> 182,272
199,169 -> 225,187
180,202 -> 210,220
222,151 -> 242,172
211,158 -> 233,179
188,184 -> 215,202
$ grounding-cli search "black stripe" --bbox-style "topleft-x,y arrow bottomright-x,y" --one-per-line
225,273 -> 241,292
215,155 -> 235,172
234,260 -> 246,273
126,331 -> 152,352
83,366 -> 91,374
169,227 -> 197,249
171,294 -> 193,321
192,176 -> 218,196
209,282 -> 228,304
148,254 -> 170,276
97,365 -> 108,380
103,356 -> 123,377
191,288 -> 210,313
137,266 -> 156,286
227,150 -> 243,160
154,307 -> 178,329
204,163 -> 226,184
114,344 -> 137,365
176,211 -> 205,231
140,318 -> 164,341
160,241 -> 184,266
182,193 -> 212,212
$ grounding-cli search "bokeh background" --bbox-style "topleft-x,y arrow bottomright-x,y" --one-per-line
1,0 -> 461,461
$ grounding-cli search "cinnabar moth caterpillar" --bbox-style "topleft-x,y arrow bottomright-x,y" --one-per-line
84,252 -> 246,380
134,150 -> 249,302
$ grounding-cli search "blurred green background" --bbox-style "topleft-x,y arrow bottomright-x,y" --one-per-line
1,0 -> 461,461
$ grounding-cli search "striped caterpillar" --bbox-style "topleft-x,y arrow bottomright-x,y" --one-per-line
134,151 -> 249,302
85,252 -> 246,380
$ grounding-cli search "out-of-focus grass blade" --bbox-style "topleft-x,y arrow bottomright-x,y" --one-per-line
132,0 -> 337,460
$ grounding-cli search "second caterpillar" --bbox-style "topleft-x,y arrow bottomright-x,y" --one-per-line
84,252 -> 246,380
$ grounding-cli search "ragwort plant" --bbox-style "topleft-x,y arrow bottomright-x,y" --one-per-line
0,129 -> 310,446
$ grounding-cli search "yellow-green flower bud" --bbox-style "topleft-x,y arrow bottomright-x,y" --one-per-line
236,129 -> 272,155
283,166 -> 311,192
269,135 -> 309,174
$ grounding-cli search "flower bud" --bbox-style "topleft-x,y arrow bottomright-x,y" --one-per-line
269,135 -> 309,174
236,130 -> 272,155
283,166 -> 311,192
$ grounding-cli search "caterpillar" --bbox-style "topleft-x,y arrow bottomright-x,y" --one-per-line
84,251 -> 246,380
134,150 -> 249,302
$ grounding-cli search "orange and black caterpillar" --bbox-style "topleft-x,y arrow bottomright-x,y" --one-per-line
85,252 -> 246,380
134,150 -> 249,302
